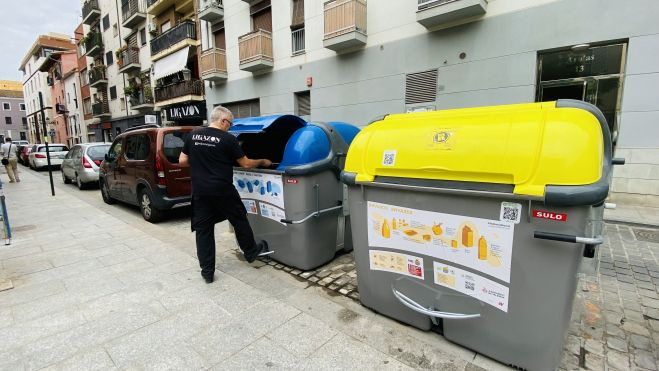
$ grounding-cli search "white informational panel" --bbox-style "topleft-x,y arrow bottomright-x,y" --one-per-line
234,171 -> 286,225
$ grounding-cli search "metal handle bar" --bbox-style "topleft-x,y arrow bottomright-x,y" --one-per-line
533,231 -> 604,245
392,288 -> 481,320
281,205 -> 343,224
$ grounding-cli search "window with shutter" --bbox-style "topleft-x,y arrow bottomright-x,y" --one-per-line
295,91 -> 310,116
405,69 -> 438,104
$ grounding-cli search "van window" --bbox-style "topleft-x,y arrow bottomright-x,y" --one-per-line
163,131 -> 188,163
125,135 -> 150,161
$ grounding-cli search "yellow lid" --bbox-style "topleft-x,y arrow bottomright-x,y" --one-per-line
344,102 -> 605,197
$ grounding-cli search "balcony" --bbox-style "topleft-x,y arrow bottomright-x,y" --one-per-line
82,0 -> 101,25
154,79 -> 204,106
147,0 -> 194,16
150,20 -> 198,60
238,29 -> 273,72
89,65 -> 108,88
128,87 -> 154,110
85,32 -> 103,58
117,47 -> 141,74
200,48 -> 227,83
323,0 -> 367,51
122,0 -> 147,29
416,0 -> 487,29
198,0 -> 224,23
92,101 -> 111,119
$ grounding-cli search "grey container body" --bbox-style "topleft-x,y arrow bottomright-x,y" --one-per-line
241,168 -> 351,270
347,183 -> 596,371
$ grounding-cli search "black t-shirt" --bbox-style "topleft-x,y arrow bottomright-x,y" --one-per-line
182,127 -> 245,196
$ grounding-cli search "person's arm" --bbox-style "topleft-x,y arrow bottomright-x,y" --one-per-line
236,156 -> 272,169
178,152 -> 189,166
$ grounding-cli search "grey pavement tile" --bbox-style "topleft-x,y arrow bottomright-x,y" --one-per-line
41,347 -> 117,371
212,336 -> 302,370
299,333 -> 413,370
265,312 -> 339,358
104,303 -> 231,366
116,342 -> 209,371
0,279 -> 65,307
633,349 -> 658,370
0,307 -> 87,354
188,321 -> 262,365
235,298 -> 302,338
0,245 -> 42,261
22,305 -> 160,370
8,258 -> 105,289
0,307 -> 12,329
1,258 -> 54,278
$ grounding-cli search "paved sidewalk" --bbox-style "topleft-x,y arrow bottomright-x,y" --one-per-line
0,168 -> 506,370
1,167 -> 658,370
605,204 -> 659,228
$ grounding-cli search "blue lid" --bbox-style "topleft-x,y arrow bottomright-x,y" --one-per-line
229,115 -> 306,135
328,121 -> 360,145
277,125 -> 331,170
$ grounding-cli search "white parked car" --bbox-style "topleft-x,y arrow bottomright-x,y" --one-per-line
28,144 -> 69,170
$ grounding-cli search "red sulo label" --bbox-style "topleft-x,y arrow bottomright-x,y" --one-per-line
286,178 -> 299,184
532,210 -> 568,222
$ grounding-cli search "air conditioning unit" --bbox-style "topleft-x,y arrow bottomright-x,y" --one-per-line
147,23 -> 157,34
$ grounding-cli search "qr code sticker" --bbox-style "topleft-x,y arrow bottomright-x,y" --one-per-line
382,150 -> 397,166
500,202 -> 522,224
465,281 -> 475,291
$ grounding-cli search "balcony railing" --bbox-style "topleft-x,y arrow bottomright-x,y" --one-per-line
122,0 -> 147,28
129,87 -> 154,108
150,20 -> 197,56
200,48 -> 227,81
154,79 -> 204,103
416,0 -> 488,28
118,47 -> 141,73
324,0 -> 367,40
92,101 -> 110,117
198,0 -> 224,23
85,32 -> 103,57
292,28 -> 305,54
238,29 -> 273,68
89,65 -> 107,87
82,0 -> 101,25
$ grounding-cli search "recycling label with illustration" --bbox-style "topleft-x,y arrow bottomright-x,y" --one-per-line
367,201 -> 514,283
369,250 -> 424,280
434,262 -> 510,312
234,171 -> 286,225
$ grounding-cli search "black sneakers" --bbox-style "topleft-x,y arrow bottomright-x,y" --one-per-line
246,240 -> 273,263
202,273 -> 214,284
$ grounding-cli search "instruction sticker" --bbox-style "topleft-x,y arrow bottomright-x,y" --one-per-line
234,171 -> 285,209
367,201 -> 514,283
369,250 -> 424,279
433,262 -> 509,312
243,200 -> 257,214
499,202 -> 522,224
259,203 -> 287,225
382,150 -> 397,166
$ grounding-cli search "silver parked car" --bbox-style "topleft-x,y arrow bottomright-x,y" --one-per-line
28,144 -> 69,170
61,143 -> 111,189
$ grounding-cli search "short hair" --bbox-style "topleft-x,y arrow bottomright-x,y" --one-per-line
5,138 -> 11,142
209,105 -> 233,124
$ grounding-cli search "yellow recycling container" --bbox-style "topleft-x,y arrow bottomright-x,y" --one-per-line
342,100 -> 621,371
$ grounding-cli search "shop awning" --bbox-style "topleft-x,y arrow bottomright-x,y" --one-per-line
151,47 -> 190,81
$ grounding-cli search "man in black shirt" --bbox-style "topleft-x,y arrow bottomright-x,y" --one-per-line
180,106 -> 273,283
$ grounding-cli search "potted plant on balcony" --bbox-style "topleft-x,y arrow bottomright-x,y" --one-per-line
124,84 -> 140,106
116,45 -> 127,66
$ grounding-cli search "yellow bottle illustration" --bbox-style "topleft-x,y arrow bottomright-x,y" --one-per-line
392,218 -> 398,230
382,219 -> 391,238
478,236 -> 488,260
462,226 -> 474,247
451,240 -> 458,248
432,223 -> 443,236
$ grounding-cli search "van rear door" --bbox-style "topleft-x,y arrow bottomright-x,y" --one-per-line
161,129 -> 191,198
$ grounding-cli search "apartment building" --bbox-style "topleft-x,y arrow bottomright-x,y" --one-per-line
0,81 -> 28,142
81,0 -> 161,142
74,23 -> 97,142
38,51 -> 86,146
19,34 -> 76,144
198,0 -> 659,206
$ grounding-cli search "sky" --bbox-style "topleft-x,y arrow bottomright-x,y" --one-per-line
0,0 -> 81,81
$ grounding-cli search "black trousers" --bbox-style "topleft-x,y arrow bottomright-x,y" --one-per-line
192,189 -> 260,278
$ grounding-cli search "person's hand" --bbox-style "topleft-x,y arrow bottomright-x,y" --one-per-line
261,159 -> 272,168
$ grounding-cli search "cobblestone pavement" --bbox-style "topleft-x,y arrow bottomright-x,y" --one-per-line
5,167 -> 659,370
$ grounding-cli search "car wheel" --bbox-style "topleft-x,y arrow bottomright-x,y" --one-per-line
100,180 -> 115,205
139,189 -> 163,223
62,170 -> 71,184
75,174 -> 86,190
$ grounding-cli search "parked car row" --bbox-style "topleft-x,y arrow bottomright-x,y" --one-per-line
19,125 -> 193,223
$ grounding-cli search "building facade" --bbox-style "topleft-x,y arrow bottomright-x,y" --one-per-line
199,0 -> 659,206
19,34 -> 76,144
0,81 -> 28,142
39,51 -> 80,145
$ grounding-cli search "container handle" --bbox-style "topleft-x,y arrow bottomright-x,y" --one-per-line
392,287 -> 481,320
280,205 -> 343,224
533,231 -> 603,245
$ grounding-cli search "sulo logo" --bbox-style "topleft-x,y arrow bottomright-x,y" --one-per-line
433,132 -> 450,143
532,210 -> 568,222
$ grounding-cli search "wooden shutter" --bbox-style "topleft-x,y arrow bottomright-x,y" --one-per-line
405,69 -> 438,104
214,28 -> 226,49
252,7 -> 272,32
291,0 -> 305,27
